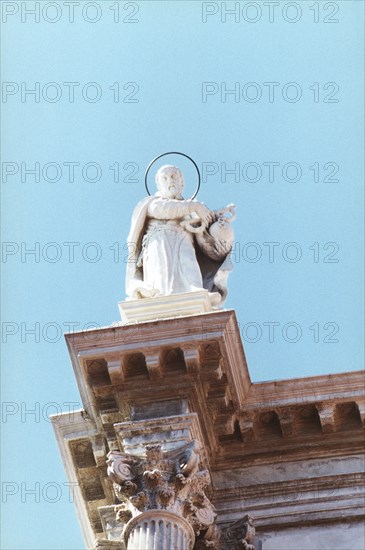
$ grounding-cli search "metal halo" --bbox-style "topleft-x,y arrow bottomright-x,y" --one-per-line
144,151 -> 201,200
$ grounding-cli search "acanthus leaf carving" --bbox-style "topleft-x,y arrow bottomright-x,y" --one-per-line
107,440 -> 216,537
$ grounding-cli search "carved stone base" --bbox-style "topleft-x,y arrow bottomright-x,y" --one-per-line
118,290 -> 220,323
123,510 -> 195,550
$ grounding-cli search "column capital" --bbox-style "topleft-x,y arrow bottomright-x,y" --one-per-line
107,440 -> 216,543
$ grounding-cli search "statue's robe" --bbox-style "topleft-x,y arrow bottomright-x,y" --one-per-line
125,195 -> 233,304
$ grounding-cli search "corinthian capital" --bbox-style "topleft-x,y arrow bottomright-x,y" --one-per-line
107,440 -> 216,536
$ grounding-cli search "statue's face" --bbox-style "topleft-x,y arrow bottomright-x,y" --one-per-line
156,166 -> 184,199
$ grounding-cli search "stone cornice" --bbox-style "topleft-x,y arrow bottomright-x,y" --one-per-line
244,371 -> 365,409
63,310 -> 364,468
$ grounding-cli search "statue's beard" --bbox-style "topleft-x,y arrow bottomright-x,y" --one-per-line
156,188 -> 184,200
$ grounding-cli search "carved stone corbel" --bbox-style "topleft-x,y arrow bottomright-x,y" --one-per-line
107,358 -> 124,385
218,515 -> 256,550
144,352 -> 162,379
184,348 -> 200,376
316,401 -> 336,433
238,411 -> 256,442
276,407 -> 294,437
195,515 -> 256,550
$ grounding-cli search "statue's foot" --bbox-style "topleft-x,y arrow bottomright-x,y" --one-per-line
134,287 -> 159,299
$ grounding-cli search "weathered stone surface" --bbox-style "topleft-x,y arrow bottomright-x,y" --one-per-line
52,310 -> 365,549
107,441 -> 215,548
259,522 -> 364,550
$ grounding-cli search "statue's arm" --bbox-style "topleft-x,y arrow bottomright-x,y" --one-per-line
147,198 -> 193,220
147,198 -> 211,222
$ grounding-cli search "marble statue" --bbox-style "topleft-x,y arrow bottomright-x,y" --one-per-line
126,165 -> 235,305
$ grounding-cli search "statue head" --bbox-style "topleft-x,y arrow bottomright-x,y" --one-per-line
155,165 -> 184,199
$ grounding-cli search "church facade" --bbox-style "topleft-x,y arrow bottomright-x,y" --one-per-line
52,308 -> 364,549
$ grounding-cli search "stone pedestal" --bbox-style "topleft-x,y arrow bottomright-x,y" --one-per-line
124,511 -> 194,550
118,290 -> 217,323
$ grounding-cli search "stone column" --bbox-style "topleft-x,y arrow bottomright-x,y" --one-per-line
124,510 -> 194,550
107,441 -> 216,550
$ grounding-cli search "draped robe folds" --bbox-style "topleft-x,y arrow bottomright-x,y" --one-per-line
125,195 -> 233,304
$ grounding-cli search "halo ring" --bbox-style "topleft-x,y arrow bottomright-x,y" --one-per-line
144,152 -> 201,199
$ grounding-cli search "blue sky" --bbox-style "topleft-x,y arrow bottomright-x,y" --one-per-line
1,1 -> 364,548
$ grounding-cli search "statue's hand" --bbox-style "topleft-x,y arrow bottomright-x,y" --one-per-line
192,203 -> 213,227
180,218 -> 205,234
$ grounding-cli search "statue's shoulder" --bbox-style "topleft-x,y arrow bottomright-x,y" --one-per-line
134,195 -> 156,209
131,195 -> 156,217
